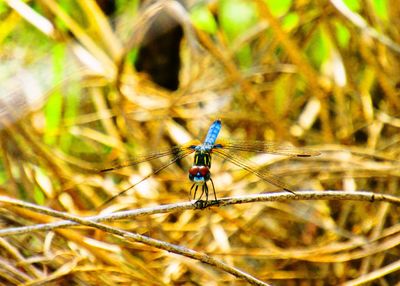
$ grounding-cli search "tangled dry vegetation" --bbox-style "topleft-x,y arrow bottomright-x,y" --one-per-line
1,0 -> 400,285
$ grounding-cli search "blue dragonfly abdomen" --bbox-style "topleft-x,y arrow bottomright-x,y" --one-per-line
203,119 -> 222,148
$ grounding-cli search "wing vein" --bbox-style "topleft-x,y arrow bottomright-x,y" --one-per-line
99,148 -> 194,207
100,143 -> 197,172
215,140 -> 320,157
213,149 -> 295,193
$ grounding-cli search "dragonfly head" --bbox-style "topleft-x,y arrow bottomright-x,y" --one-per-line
188,166 -> 210,184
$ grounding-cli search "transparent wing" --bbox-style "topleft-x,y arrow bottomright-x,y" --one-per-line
100,140 -> 199,172
213,148 -> 295,193
215,139 -> 320,157
99,145 -> 196,207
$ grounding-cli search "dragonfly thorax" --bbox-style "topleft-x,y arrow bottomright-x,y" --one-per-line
193,151 -> 211,167
194,144 -> 214,152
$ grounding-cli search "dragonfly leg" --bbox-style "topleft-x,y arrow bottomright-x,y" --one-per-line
193,185 -> 200,200
190,184 -> 196,200
204,183 -> 208,203
198,184 -> 206,201
193,183 -> 219,209
193,185 -> 206,209
209,178 -> 217,201
193,184 -> 207,209
206,179 -> 219,207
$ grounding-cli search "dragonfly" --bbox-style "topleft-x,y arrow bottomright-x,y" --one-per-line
100,119 -> 320,207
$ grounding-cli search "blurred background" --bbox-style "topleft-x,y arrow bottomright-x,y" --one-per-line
1,0 -> 400,284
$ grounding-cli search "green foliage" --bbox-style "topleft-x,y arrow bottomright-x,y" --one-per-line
343,0 -> 361,11
219,0 -> 258,41
219,0 -> 258,67
33,186 -> 45,205
372,0 -> 388,21
335,21 -> 351,48
264,0 -> 292,16
282,12 -> 299,31
0,2 -> 8,15
190,5 -> 217,34
306,28 -> 330,69
44,46 -> 64,146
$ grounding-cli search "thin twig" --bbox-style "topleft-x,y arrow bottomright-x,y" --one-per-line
1,191 -> 399,285
0,196 -> 270,286
1,190 -> 399,237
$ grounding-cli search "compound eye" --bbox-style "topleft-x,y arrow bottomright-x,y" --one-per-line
198,166 -> 209,176
189,167 -> 199,176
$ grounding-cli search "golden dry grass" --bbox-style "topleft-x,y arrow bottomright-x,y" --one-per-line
1,0 -> 400,285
